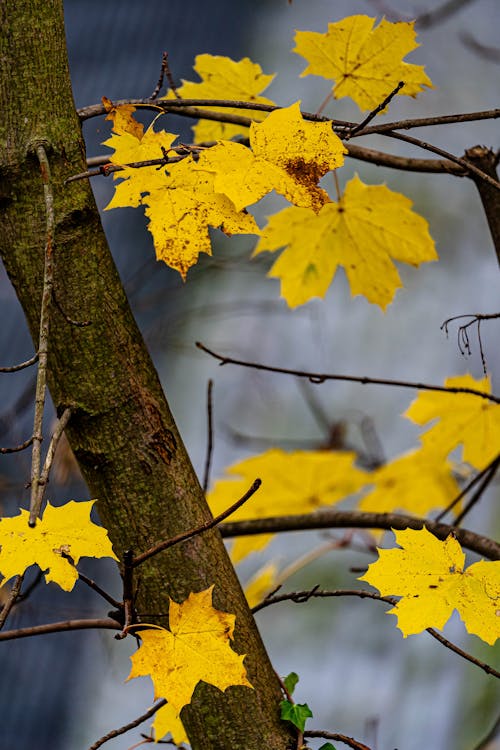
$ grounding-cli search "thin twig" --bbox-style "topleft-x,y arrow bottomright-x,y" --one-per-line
195,342 -> 500,404
220,511 -> 500,561
29,407 -> 72,524
164,52 -> 180,99
441,312 -> 500,375
0,352 -> 38,373
0,575 -> 24,630
453,456 -> 500,526
29,145 -> 55,527
346,81 -> 404,138
87,699 -> 167,750
77,571 -> 123,609
202,379 -> 214,493
0,617 -> 122,641
253,588 -> 500,677
150,52 -> 168,100
132,478 -> 262,568
434,453 -> 500,521
0,436 -> 34,454
363,128 -> 500,190
116,550 -> 135,639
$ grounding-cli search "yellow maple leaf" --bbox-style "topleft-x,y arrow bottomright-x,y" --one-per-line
163,54 -> 276,142
128,587 -> 252,716
196,101 -> 347,212
0,501 -> 117,592
208,448 -> 367,562
151,703 -> 189,745
102,96 -> 145,139
359,527 -> 500,645
294,15 -> 433,112
404,374 -> 500,469
103,117 -> 259,278
254,174 -> 437,308
357,448 -> 460,516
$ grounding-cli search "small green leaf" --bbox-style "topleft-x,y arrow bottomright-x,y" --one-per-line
319,743 -> 337,750
283,671 -> 299,696
280,699 -> 313,731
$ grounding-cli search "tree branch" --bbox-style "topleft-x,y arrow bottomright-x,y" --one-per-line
0,617 -> 121,641
87,699 -> 167,750
196,342 -> 500,404
254,588 -> 500,678
220,511 -> 500,561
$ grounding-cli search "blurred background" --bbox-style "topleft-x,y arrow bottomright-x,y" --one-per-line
0,0 -> 499,748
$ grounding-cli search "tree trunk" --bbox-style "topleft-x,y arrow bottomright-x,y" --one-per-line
0,2 -> 294,747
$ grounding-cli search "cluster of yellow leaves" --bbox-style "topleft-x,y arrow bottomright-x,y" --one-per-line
208,448 -> 368,562
128,587 -> 252,741
210,373 -> 500,642
103,14 -> 437,308
0,501 -> 117,592
360,528 -> 500,645
103,101 -> 258,279
0,495 -> 252,744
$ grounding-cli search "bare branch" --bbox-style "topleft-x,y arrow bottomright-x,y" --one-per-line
202,379 -> 214,493
220,511 -> 500,561
0,352 -> 38,373
28,144 -> 55,527
254,587 -> 500,678
196,342 -> 500,404
0,436 -> 34,454
0,617 -> 122,641
132,478 -> 262,568
87,699 -> 167,750
0,575 -> 24,630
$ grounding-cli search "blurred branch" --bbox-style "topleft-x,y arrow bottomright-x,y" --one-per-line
460,32 -> 500,63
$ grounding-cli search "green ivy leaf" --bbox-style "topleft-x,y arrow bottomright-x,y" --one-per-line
283,671 -> 299,696
280,699 -> 313,731
319,743 -> 337,750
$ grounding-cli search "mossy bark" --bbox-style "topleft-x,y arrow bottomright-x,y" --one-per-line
0,2 -> 294,748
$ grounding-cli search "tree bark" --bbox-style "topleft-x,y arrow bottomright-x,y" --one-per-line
0,2 -> 294,748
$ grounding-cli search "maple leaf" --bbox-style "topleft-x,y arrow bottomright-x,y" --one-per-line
254,174 -> 437,308
103,116 -> 259,278
196,102 -> 347,212
102,96 -> 145,138
151,703 -> 189,745
163,54 -> 276,142
207,449 -> 367,562
0,501 -> 117,592
357,448 -> 460,517
359,527 -> 500,645
294,15 -> 433,112
128,587 -> 252,715
404,374 -> 500,469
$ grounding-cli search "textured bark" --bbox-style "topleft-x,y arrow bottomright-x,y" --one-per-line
465,146 -> 500,266
0,2 -> 294,748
